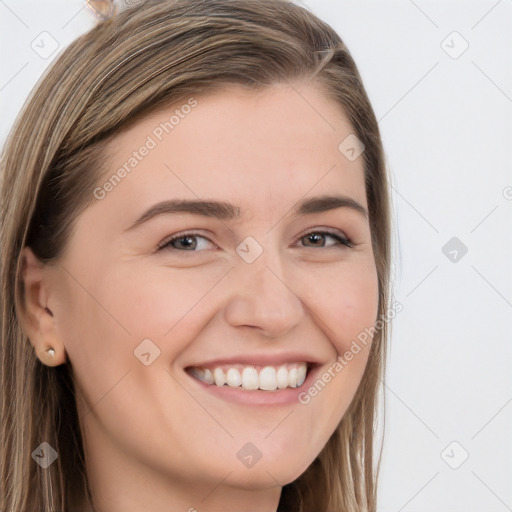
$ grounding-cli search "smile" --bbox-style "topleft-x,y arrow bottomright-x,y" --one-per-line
187,362 -> 309,391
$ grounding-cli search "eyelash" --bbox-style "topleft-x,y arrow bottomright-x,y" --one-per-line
156,229 -> 353,252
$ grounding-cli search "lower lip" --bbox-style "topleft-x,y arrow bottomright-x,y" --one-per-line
186,365 -> 321,406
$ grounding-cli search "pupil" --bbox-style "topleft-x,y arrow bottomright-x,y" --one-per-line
308,234 -> 323,246
177,236 -> 196,249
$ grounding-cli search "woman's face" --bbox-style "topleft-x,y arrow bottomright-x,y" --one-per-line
44,83 -> 379,507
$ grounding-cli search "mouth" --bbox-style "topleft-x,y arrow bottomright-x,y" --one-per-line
186,362 -> 310,391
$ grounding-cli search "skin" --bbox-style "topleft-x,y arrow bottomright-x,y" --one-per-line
21,82 -> 379,512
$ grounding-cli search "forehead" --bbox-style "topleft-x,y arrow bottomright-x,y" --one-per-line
96,83 -> 367,226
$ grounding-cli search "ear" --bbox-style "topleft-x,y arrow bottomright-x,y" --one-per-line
19,246 -> 67,367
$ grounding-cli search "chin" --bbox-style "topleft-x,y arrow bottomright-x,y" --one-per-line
221,448 -> 318,490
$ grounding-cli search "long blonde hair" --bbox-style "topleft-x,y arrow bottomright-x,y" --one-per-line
0,1 -> 391,510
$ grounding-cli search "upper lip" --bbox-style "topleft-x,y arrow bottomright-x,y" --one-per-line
185,352 -> 322,369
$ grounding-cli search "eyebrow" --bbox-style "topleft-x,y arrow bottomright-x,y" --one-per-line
125,194 -> 368,232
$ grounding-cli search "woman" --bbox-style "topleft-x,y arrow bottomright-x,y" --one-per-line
0,0 -> 391,510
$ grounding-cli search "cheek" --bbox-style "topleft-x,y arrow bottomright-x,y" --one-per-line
279,259 -> 379,461
59,262 -> 230,414
112,263 -> 230,338
305,259 -> 380,354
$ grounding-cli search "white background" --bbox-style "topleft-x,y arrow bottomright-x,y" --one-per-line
1,1 -> 511,511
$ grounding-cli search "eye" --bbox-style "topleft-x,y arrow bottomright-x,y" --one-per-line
299,230 -> 353,249
157,232 -> 216,252
157,229 -> 353,253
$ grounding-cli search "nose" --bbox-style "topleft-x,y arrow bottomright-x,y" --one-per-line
224,252 -> 304,338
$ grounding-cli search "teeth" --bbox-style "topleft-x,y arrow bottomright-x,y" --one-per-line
203,368 -> 214,385
288,367 -> 298,387
297,365 -> 307,387
241,367 -> 259,390
259,366 -> 277,390
189,367 -> 215,385
214,367 -> 226,386
190,363 -> 309,391
226,368 -> 242,387
276,365 -> 288,389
